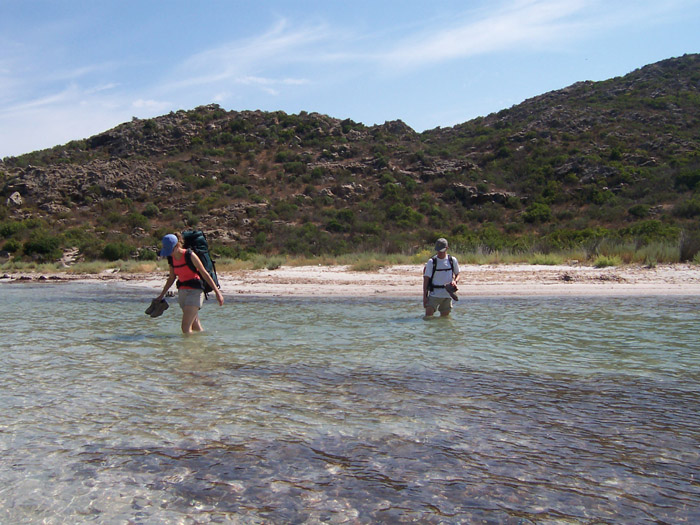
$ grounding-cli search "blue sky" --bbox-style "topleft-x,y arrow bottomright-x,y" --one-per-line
1,0 -> 699,158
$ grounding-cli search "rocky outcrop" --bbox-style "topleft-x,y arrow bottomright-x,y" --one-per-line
5,159 -> 176,207
6,191 -> 22,207
450,183 -> 517,206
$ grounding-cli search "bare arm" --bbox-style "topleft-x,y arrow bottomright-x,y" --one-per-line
157,266 -> 177,300
190,252 -> 224,306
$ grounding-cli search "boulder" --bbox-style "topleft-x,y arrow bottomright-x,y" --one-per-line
6,191 -> 22,207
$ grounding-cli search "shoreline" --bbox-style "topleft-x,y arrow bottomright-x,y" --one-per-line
3,263 -> 700,298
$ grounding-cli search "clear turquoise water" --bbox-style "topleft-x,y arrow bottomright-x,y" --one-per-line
1,282 -> 699,523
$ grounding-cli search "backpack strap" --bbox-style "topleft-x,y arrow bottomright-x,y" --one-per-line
184,249 -> 211,299
429,254 -> 455,291
428,255 -> 437,291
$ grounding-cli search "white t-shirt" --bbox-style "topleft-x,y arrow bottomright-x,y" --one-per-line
424,254 -> 459,298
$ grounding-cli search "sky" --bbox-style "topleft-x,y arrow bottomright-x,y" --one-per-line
1,0 -> 699,158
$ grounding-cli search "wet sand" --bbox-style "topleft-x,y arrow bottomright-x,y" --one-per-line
4,263 -> 700,297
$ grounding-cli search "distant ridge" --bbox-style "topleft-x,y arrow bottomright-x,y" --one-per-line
2,54 -> 699,262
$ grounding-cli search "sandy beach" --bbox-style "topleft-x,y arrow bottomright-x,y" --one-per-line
4,263 -> 700,298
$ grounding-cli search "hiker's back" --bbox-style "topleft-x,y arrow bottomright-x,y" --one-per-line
181,230 -> 220,294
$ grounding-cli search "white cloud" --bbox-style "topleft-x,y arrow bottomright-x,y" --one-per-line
166,19 -> 327,92
131,98 -> 171,111
377,0 -> 694,69
380,0 -> 589,68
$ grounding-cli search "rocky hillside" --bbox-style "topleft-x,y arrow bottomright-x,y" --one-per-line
1,54 -> 699,262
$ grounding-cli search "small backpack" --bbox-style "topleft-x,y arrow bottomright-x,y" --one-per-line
427,254 -> 455,292
181,230 -> 220,297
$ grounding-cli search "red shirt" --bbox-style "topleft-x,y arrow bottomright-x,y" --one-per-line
171,252 -> 201,289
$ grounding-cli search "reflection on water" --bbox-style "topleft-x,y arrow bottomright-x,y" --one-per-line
1,282 -> 699,523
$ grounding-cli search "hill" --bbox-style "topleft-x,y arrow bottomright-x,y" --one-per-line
1,53 -> 699,264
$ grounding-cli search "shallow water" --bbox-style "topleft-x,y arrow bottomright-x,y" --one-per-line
1,282 -> 699,523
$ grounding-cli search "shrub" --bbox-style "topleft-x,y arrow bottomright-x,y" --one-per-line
0,220 -> 24,238
126,212 -> 149,229
593,255 -> 622,268
183,211 -> 199,226
137,248 -> 158,261
23,232 -> 62,261
230,185 -> 249,199
2,238 -> 21,253
674,169 -> 700,191
284,161 -> 306,175
265,256 -> 285,270
680,231 -> 700,262
325,219 -> 346,233
628,204 -> 650,218
103,242 -> 133,261
275,150 -> 297,163
673,198 -> 700,218
143,203 -> 160,218
523,202 -> 552,224
622,220 -> 679,244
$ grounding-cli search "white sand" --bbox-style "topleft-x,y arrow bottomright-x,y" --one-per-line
5,263 -> 700,297
216,263 -> 700,298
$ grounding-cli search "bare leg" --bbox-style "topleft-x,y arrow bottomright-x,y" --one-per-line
181,305 -> 203,334
424,307 -> 436,318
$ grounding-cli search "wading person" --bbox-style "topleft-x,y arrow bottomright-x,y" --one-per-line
156,233 -> 224,333
423,238 -> 460,318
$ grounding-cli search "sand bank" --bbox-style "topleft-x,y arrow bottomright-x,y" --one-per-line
4,263 -> 700,298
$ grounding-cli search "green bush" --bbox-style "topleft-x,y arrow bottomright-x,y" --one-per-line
126,212 -> 149,229
0,220 -> 24,238
23,233 -> 62,261
137,248 -> 158,261
523,202 -> 552,223
2,238 -> 22,253
680,231 -> 700,262
622,220 -> 679,244
275,150 -> 297,163
103,242 -> 134,261
284,161 -> 306,175
143,203 -> 160,218
593,255 -> 622,268
628,204 -> 650,218
674,169 -> 700,191
673,198 -> 700,218
183,211 -> 199,226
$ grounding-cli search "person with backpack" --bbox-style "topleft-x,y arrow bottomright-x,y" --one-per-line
155,232 -> 224,334
423,237 -> 460,318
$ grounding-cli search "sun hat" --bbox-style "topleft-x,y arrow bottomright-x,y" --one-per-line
434,238 -> 448,252
159,234 -> 178,257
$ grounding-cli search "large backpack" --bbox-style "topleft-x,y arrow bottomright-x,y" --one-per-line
181,230 -> 220,297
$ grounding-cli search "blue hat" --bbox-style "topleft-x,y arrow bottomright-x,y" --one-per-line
159,234 -> 178,257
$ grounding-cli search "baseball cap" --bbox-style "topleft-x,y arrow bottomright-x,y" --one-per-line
434,238 -> 448,252
159,234 -> 178,257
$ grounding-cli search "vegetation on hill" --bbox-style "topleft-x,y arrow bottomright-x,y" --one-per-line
1,54 -> 699,266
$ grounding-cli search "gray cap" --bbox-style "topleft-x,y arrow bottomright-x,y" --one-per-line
434,238 -> 448,252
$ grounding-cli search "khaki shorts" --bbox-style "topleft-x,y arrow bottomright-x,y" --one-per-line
178,288 -> 203,309
427,296 -> 452,314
